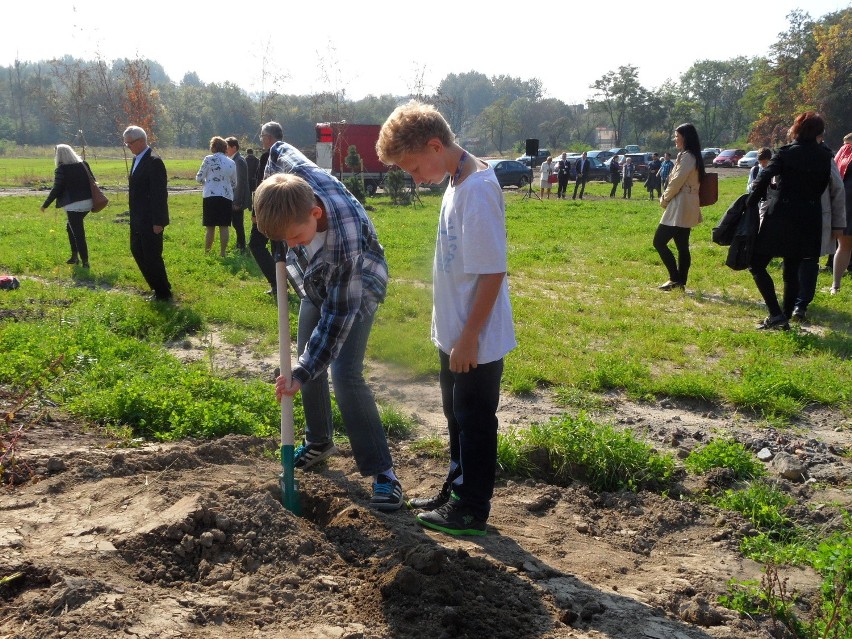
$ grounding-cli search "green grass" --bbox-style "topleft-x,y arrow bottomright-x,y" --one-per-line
685,438 -> 766,480
2,174 -> 851,422
496,414 -> 676,492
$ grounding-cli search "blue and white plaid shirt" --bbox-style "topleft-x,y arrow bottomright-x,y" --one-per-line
265,141 -> 388,384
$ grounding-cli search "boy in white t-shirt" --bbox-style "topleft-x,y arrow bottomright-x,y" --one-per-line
377,101 -> 516,536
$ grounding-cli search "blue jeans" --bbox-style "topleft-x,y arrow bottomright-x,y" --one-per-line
438,350 -> 503,521
297,298 -> 392,477
795,257 -> 819,311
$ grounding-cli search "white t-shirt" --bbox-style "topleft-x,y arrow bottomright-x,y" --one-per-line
431,164 -> 516,363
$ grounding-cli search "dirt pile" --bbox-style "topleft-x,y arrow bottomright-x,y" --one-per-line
2,381 -> 850,639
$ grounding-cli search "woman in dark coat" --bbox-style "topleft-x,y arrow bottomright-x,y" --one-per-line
746,112 -> 836,330
40,144 -> 96,267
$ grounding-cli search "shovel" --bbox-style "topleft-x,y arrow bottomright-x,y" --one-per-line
275,258 -> 300,515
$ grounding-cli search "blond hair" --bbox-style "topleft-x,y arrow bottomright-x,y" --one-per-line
844,132 -> 852,144
376,100 -> 455,165
253,173 -> 316,240
54,144 -> 82,166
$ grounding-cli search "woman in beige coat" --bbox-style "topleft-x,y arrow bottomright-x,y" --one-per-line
653,123 -> 706,290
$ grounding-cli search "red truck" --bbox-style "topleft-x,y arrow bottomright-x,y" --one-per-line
315,122 -> 389,196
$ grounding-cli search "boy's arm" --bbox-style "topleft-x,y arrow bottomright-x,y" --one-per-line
450,272 -> 505,373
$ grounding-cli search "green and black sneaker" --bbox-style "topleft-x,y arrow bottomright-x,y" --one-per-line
415,493 -> 487,536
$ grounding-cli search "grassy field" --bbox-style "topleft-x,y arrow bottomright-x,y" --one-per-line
0,146 -> 213,189
1,172 -> 850,423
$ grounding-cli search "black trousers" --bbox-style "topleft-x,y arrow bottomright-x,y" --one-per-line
609,177 -> 620,197
653,224 -> 692,285
556,175 -> 570,198
130,228 -> 171,299
749,253 -> 803,318
66,210 -> 89,262
438,350 -> 503,521
572,178 -> 587,199
231,208 -> 246,249
249,220 -> 276,288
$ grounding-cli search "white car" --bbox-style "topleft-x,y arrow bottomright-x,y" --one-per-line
737,150 -> 760,168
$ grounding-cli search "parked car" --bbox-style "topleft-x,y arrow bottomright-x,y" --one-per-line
623,152 -> 655,180
737,150 -> 760,168
587,150 -> 615,163
486,159 -> 532,188
515,149 -> 551,168
608,147 -> 628,155
625,145 -> 641,153
713,149 -> 746,168
567,156 -> 610,181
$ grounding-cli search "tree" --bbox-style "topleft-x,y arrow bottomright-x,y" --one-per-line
435,71 -> 494,135
799,8 -> 852,149
590,65 -> 642,146
120,59 -> 159,145
748,10 -> 819,146
476,97 -> 515,154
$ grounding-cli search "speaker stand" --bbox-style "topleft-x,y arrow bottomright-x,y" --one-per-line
520,163 -> 541,202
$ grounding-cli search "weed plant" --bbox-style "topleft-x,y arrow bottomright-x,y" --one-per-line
685,438 -> 766,480
496,414 -> 676,492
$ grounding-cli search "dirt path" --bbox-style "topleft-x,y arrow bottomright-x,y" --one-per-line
1,329 -> 850,638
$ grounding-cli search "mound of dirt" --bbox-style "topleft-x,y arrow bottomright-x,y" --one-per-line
2,374 -> 850,639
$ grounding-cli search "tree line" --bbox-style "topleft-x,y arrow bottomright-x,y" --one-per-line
1,8 -> 849,157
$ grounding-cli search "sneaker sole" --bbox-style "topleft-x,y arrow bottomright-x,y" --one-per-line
416,515 -> 486,536
370,499 -> 404,512
294,444 -> 338,470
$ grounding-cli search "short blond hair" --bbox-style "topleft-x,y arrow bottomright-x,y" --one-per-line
844,132 -> 852,144
254,173 -> 316,240
376,100 -> 455,165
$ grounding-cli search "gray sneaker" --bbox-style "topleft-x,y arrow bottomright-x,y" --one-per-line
293,440 -> 337,469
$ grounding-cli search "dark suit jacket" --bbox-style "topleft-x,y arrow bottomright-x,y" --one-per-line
574,158 -> 590,180
232,152 -> 251,209
246,153 -> 260,192
128,148 -> 169,232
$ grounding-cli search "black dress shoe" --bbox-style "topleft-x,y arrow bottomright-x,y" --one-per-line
757,314 -> 790,330
66,257 -> 79,265
658,280 -> 684,291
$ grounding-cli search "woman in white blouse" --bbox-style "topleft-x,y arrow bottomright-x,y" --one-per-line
196,136 -> 237,256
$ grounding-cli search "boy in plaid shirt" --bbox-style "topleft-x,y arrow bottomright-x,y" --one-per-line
255,143 -> 402,511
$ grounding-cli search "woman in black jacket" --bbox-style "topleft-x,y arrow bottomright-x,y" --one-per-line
746,112 -> 836,330
40,144 -> 95,268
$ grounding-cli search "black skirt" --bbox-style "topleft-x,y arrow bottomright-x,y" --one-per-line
202,196 -> 233,227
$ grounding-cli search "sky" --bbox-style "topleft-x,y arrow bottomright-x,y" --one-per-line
5,1 -> 851,105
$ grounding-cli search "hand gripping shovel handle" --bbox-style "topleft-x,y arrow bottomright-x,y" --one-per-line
276,259 -> 300,514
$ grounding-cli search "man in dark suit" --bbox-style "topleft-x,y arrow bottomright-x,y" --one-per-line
573,151 -> 590,200
245,149 -> 259,196
250,121 -> 283,295
123,125 -> 172,301
226,136 -> 251,252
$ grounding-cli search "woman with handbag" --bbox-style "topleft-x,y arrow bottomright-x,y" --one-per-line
653,123 -> 706,291
746,112 -> 835,330
40,144 -> 96,268
539,156 -> 554,199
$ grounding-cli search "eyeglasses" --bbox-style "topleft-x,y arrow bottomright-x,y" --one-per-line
124,139 -> 139,147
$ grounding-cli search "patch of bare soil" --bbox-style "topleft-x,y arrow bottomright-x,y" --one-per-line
1,331 -> 850,639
